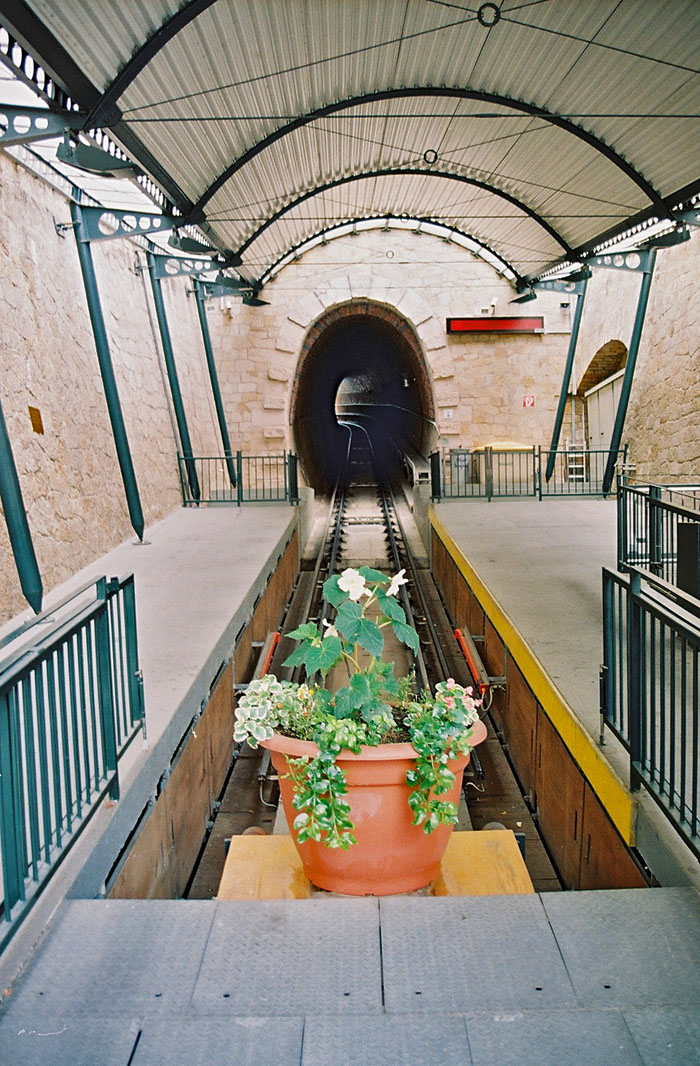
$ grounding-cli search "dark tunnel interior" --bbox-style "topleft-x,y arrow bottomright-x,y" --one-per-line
291,312 -> 434,492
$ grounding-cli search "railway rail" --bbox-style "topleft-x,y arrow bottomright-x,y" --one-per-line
187,424 -> 562,896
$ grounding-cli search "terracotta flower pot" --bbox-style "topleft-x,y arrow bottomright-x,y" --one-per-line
261,717 -> 488,895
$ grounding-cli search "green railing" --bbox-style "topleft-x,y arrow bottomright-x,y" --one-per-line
602,567 -> 700,860
617,479 -> 700,591
0,575 -> 143,946
433,446 -> 625,500
178,452 -> 299,506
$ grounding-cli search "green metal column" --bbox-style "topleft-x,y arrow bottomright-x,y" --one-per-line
71,203 -> 145,541
146,251 -> 200,502
602,250 -> 657,495
545,277 -> 588,482
194,279 -> 237,486
0,396 -> 43,612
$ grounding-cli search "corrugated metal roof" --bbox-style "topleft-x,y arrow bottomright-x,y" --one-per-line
3,0 -> 699,285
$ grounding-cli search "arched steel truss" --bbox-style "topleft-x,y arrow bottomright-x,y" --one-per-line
228,168 -> 576,265
257,216 -> 517,289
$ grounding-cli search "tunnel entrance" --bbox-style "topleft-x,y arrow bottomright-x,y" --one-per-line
291,302 -> 435,491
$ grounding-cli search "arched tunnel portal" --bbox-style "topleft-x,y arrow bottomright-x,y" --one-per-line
290,302 -> 435,492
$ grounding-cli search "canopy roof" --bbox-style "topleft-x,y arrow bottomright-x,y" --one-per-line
2,0 -> 699,287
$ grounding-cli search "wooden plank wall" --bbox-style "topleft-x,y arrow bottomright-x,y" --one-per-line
431,529 -> 647,891
109,529 -> 299,899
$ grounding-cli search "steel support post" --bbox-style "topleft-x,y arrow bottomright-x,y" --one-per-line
0,396 -> 43,612
146,251 -> 200,502
193,279 -> 237,486
71,203 -> 145,541
627,571 -> 643,791
602,250 -> 657,495
546,277 -> 588,481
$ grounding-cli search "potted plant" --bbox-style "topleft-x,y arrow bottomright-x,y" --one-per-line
233,566 -> 487,894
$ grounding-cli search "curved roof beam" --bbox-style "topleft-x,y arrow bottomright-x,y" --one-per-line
256,215 -> 520,288
231,167 -> 575,261
85,0 -> 219,128
186,87 -> 669,224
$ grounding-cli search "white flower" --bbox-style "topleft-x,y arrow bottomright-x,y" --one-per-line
387,569 -> 408,597
322,619 -> 339,639
338,567 -> 368,601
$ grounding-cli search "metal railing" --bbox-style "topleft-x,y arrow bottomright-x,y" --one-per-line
602,567 -> 700,860
433,446 -> 625,500
539,447 -> 625,497
178,452 -> 299,506
0,575 -> 143,945
617,479 -> 700,589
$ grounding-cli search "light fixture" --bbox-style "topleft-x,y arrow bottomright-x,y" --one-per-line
641,225 -> 691,249
242,290 -> 269,307
563,265 -> 592,282
168,230 -> 214,255
56,134 -> 134,177
214,272 -> 248,291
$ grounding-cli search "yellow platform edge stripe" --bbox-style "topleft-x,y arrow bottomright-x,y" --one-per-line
430,509 -> 637,845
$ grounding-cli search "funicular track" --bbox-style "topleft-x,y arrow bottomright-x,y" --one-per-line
187,423 -> 562,897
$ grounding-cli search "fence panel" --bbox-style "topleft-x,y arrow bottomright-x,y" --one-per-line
540,448 -> 624,496
179,454 -> 292,505
618,481 -> 700,589
602,567 -> 700,859
0,576 -> 142,944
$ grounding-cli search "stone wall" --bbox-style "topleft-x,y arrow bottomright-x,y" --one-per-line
0,151 -> 219,623
2,143 -> 699,623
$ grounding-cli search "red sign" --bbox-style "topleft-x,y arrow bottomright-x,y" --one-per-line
522,395 -> 535,408
446,316 -> 544,333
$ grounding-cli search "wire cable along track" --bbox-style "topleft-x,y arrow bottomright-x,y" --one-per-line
187,420 -> 563,896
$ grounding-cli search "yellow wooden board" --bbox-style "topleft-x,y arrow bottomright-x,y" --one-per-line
217,835 -> 312,900
217,831 -> 533,900
433,830 -> 534,896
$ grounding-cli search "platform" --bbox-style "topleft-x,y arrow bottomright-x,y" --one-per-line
432,498 -> 700,888
217,830 -> 534,900
0,504 -> 296,982
1,888 -> 700,1064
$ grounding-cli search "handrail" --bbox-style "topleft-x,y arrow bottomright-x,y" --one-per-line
0,574 -> 143,946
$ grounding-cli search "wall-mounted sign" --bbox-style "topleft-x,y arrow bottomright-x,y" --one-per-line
446,316 -> 544,334
522,395 -> 535,408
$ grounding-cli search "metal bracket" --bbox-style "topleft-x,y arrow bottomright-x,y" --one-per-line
0,103 -> 85,146
77,206 -> 179,243
148,253 -> 223,280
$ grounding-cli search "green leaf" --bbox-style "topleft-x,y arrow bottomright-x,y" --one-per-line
335,600 -> 363,642
287,622 -> 320,642
358,565 -> 388,583
282,645 -> 308,668
322,575 -> 347,606
316,635 -> 343,675
356,617 -> 384,658
376,590 -> 406,624
392,620 -> 420,655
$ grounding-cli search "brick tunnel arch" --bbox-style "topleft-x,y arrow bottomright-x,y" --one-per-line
290,300 -> 435,491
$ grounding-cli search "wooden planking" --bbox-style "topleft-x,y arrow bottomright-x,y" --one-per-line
579,782 -> 647,890
534,707 -> 585,889
433,831 -> 534,896
109,792 -> 175,900
217,831 -> 533,900
504,660 -> 538,799
217,835 -> 312,900
205,661 -> 235,799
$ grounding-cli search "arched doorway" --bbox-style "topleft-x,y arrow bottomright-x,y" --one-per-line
290,301 -> 435,491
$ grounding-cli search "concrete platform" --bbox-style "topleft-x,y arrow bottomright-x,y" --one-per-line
1,888 -> 699,1065
432,498 -> 700,887
0,504 -> 296,984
